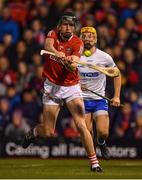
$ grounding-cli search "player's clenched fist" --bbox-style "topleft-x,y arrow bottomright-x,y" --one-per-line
65,56 -> 74,63
111,97 -> 120,107
55,51 -> 66,59
63,56 -> 77,72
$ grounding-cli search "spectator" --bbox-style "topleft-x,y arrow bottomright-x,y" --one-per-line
46,0 -> 71,32
137,39 -> 142,63
0,56 -> 17,85
5,109 -> 30,142
135,10 -> 142,34
115,27 -> 129,47
106,13 -> 118,37
9,40 -> 30,69
133,110 -> 142,139
2,34 -> 13,48
20,88 -> 41,127
123,48 -> 139,88
31,52 -> 43,68
113,45 -> 122,60
6,84 -> 21,112
114,102 -> 134,139
31,19 -> 45,46
23,29 -> 41,58
120,0 -> 139,23
8,0 -> 28,27
72,0 -> 84,19
124,18 -> 141,48
36,2 -> 50,31
29,64 -> 43,93
0,43 -> 5,57
0,7 -> 20,44
16,61 -> 33,92
0,97 -> 11,136
83,14 -> 95,27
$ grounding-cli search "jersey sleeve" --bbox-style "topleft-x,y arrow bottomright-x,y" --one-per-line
72,40 -> 84,57
106,54 -> 116,67
47,30 -> 57,40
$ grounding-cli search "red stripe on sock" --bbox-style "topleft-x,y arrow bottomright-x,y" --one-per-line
88,153 -> 99,166
91,160 -> 99,164
90,158 -> 97,162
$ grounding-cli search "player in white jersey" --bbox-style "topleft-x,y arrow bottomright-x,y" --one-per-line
79,26 -> 121,159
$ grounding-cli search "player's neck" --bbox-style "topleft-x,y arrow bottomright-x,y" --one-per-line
90,46 -> 96,54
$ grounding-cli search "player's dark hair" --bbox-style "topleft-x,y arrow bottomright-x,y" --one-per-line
58,11 -> 77,26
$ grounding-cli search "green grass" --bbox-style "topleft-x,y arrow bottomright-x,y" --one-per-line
0,158 -> 142,179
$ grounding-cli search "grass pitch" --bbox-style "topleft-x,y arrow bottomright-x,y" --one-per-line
0,158 -> 142,179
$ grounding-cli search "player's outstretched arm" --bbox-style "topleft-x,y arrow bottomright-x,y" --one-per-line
111,68 -> 121,107
45,38 -> 65,59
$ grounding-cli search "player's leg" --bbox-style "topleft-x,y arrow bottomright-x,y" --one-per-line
95,114 -> 109,142
85,113 -> 94,136
93,99 -> 110,159
22,79 -> 61,148
66,97 -> 102,172
35,104 -> 60,137
22,103 -> 60,148
35,78 -> 61,137
95,114 -> 110,159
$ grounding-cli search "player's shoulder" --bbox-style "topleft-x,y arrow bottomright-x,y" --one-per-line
47,29 -> 57,38
96,48 -> 113,60
72,34 -> 83,44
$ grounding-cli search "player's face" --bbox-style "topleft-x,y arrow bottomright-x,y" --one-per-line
59,20 -> 75,39
81,32 -> 97,50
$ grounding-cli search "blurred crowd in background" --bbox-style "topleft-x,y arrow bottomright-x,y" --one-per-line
0,0 -> 142,143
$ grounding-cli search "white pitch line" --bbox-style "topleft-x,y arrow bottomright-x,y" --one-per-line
3,163 -> 46,168
108,163 -> 141,166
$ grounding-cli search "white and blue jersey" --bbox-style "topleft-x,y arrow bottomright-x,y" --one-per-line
79,48 -> 116,116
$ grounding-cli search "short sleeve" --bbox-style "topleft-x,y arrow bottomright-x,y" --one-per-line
47,30 -> 57,40
106,54 -> 116,67
72,40 -> 84,57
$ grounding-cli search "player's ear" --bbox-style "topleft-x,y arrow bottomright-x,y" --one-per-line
94,36 -> 97,43
73,27 -> 76,33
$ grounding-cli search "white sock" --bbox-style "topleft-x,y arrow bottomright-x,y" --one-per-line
92,163 -> 100,168
88,153 -> 99,168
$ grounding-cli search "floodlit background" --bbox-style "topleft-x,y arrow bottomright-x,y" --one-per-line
0,0 -> 142,178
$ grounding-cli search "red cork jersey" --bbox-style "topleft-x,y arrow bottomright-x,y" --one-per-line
42,30 -> 83,86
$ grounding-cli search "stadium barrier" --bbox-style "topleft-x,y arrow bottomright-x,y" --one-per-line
0,138 -> 141,159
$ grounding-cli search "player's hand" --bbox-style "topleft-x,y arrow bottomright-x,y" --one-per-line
111,97 -> 120,107
65,56 -> 74,63
80,84 -> 87,91
64,61 -> 77,72
55,51 -> 66,59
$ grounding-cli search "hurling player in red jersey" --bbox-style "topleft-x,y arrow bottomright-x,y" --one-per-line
22,11 -> 102,172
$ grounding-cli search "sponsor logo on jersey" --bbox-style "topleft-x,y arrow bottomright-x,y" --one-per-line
80,72 -> 99,77
66,47 -> 72,54
59,46 -> 64,51
49,55 -> 64,66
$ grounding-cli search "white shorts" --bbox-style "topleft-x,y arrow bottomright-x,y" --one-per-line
42,78 -> 82,105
